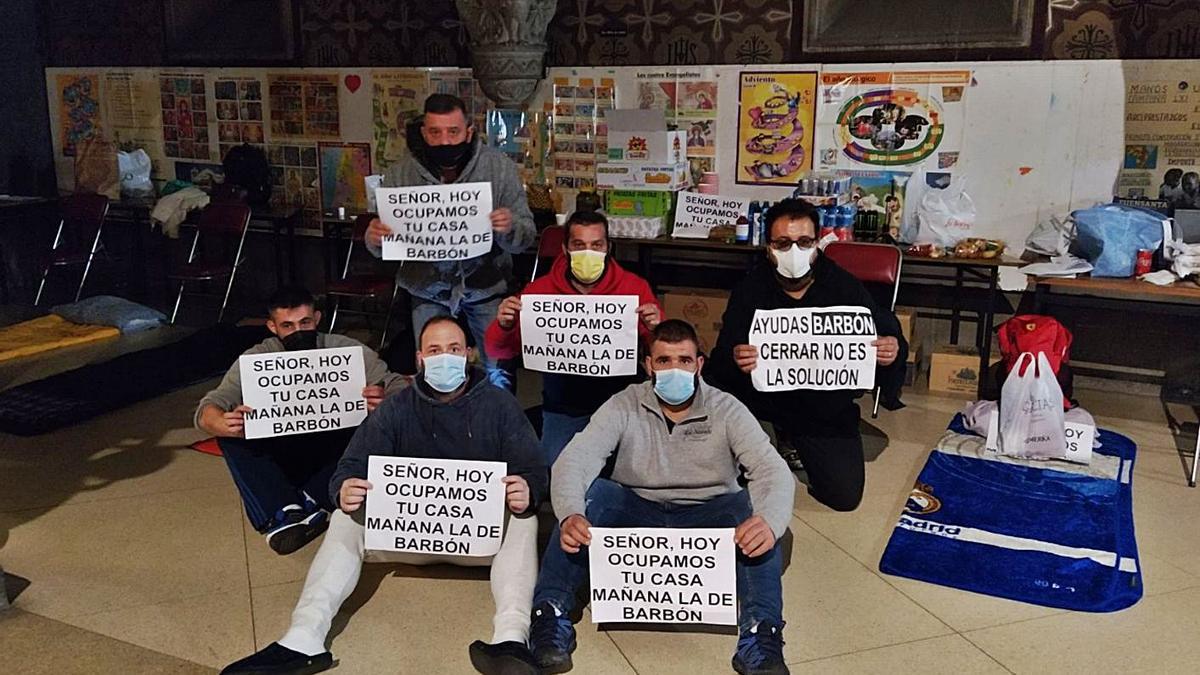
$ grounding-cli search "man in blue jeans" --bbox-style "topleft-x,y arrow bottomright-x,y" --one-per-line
529,320 -> 796,675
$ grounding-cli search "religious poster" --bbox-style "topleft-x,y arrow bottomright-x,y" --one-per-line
267,142 -> 320,227
103,71 -> 167,176
636,68 -> 719,185
58,73 -> 103,157
815,70 -> 970,173
1117,61 -> 1200,209
159,73 -> 211,160
268,73 -> 341,140
214,76 -> 265,161
371,70 -> 428,172
736,71 -> 817,186
551,76 -> 616,190
318,142 -> 372,214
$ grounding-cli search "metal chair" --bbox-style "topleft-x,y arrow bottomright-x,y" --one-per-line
34,193 -> 110,305
530,225 -> 566,282
1161,355 -> 1200,487
327,213 -> 399,348
823,241 -> 903,418
167,202 -> 251,324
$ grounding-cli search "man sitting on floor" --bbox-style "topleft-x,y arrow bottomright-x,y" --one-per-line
195,286 -> 406,555
485,210 -> 662,465
221,316 -> 548,675
528,320 -> 796,675
705,199 -> 907,512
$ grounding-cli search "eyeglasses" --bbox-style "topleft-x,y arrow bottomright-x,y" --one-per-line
768,236 -> 817,251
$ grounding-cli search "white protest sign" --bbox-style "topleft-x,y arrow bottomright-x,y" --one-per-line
519,294 -> 639,376
749,306 -> 877,392
376,182 -> 493,261
588,527 -> 737,625
985,411 -> 1094,465
240,346 -> 367,439
673,192 -> 752,239
364,456 -> 507,556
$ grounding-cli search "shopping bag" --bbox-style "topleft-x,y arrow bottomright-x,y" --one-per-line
916,177 -> 976,247
118,149 -> 154,198
998,352 -> 1067,460
1071,204 -> 1164,277
74,137 -> 121,200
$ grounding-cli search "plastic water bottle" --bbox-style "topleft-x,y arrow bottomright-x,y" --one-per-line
818,205 -> 836,240
835,205 -> 854,241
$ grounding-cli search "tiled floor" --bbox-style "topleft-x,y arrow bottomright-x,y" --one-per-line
1,377 -> 1198,674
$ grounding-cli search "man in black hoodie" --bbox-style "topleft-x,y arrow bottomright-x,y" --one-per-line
706,199 -> 907,513
221,317 -> 548,675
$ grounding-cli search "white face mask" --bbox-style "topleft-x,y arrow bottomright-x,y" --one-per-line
771,244 -> 816,279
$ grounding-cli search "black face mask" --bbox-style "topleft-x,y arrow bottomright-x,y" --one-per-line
280,329 -> 318,351
427,140 -> 471,168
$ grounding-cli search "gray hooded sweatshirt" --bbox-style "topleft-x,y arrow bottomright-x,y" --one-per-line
551,379 -> 796,538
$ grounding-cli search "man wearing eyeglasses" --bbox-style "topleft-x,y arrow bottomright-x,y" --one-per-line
705,199 -> 907,512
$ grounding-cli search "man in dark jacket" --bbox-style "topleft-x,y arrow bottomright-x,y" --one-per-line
706,199 -> 907,512
221,317 -> 548,675
365,93 -> 535,389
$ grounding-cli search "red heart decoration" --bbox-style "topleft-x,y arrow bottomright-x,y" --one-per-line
344,74 -> 362,93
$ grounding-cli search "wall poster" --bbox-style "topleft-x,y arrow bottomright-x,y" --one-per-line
1117,62 -> 1200,210
736,71 -> 817,186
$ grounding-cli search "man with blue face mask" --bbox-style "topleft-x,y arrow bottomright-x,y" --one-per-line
706,199 -> 908,513
222,316 -> 548,675
528,320 -> 795,675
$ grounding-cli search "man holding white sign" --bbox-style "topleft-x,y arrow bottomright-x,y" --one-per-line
707,199 -> 908,513
365,94 -> 535,390
486,211 -> 662,465
195,287 -> 405,555
528,321 -> 794,675
222,317 -> 547,675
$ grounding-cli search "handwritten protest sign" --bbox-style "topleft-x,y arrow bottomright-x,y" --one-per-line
240,346 -> 366,439
985,411 -> 1095,465
588,527 -> 737,625
376,182 -> 493,261
749,306 -> 877,392
519,294 -> 639,376
673,192 -> 751,239
365,456 -> 507,556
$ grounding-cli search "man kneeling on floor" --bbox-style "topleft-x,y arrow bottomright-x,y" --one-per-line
222,316 -> 548,675
196,286 -> 406,555
529,320 -> 796,675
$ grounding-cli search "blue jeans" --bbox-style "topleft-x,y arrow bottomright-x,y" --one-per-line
533,479 -> 784,631
411,295 -> 507,387
541,412 -> 591,467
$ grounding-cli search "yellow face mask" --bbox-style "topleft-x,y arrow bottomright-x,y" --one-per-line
569,249 -> 607,284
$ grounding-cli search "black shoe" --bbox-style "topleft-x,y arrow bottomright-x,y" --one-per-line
779,447 -> 806,473
266,507 -> 329,555
529,601 -> 576,673
732,622 -> 789,675
469,640 -> 539,675
220,642 -> 332,675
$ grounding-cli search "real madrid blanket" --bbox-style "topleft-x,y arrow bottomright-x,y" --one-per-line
878,414 -> 1142,612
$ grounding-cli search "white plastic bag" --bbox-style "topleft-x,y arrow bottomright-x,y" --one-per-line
900,169 -> 925,244
917,177 -> 976,247
118,149 -> 154,198
998,352 -> 1067,460
1025,215 -> 1074,257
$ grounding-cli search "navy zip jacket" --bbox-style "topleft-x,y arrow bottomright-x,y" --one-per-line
330,367 -> 547,513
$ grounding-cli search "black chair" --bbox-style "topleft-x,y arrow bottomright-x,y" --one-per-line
34,193 -> 111,305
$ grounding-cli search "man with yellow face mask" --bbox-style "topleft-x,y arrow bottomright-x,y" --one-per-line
485,211 -> 662,465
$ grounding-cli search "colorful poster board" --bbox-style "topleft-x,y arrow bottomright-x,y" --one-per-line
635,68 -> 719,185
159,73 -> 211,160
318,142 -> 372,213
551,77 -> 616,190
268,73 -> 341,140
1117,62 -> 1200,209
736,71 -> 818,185
371,70 -> 427,172
214,76 -> 265,160
58,73 -> 103,157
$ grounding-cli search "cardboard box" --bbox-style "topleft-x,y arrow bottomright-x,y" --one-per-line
903,341 -> 923,387
596,162 -> 690,191
604,109 -> 687,164
894,308 -> 916,347
928,344 -> 1000,395
605,189 -> 675,217
660,287 -> 730,356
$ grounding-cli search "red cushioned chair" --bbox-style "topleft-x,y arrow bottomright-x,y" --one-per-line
530,225 -> 566,282
34,193 -> 111,305
823,241 -> 903,418
167,202 -> 251,324
326,213 -> 399,348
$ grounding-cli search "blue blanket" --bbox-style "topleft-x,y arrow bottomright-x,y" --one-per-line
878,414 -> 1142,612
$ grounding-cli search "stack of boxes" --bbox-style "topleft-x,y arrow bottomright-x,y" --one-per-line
597,110 -> 689,239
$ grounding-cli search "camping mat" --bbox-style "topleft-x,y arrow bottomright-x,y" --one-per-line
878,414 -> 1141,612
0,315 -> 120,363
0,324 -> 269,436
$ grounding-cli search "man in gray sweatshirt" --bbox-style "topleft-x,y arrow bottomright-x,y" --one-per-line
195,286 -> 406,555
528,320 -> 796,675
364,93 -> 535,389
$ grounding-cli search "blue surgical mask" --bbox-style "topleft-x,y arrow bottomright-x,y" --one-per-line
422,353 -> 467,393
653,368 -> 696,405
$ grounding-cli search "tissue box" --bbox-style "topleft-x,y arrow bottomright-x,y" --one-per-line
596,162 -> 690,191
607,130 -> 687,164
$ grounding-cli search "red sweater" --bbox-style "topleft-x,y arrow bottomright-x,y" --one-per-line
485,255 -> 660,415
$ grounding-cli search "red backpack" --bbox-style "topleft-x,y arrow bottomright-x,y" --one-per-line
997,315 -> 1073,407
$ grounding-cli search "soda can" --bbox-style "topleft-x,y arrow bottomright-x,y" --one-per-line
1135,249 -> 1153,276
